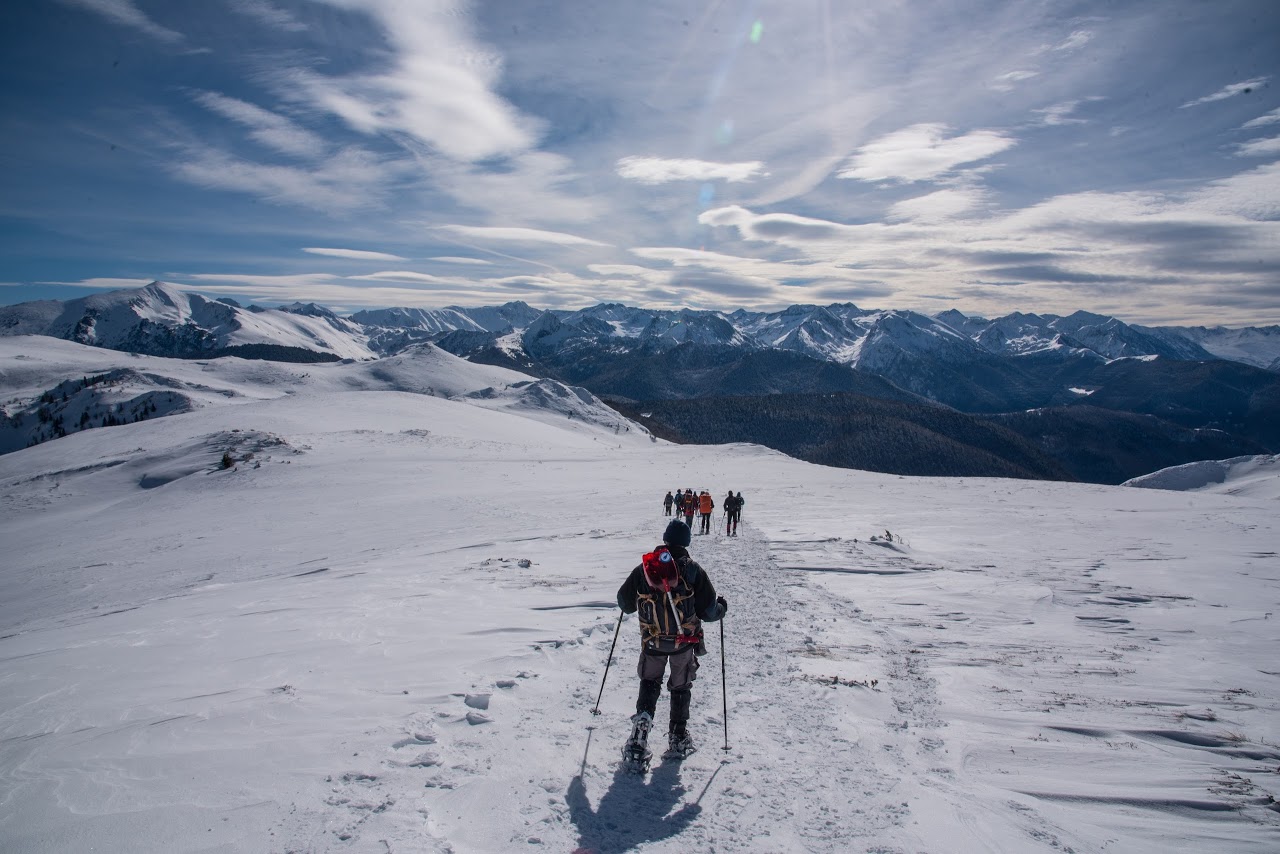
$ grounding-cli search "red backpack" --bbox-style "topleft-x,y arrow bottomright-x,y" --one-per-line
637,547 -> 702,652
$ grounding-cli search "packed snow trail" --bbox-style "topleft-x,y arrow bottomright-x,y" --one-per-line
365,519 -> 1083,853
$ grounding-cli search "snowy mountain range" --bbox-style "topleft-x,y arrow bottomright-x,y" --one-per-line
4,281 -> 1279,371
4,283 -> 1280,482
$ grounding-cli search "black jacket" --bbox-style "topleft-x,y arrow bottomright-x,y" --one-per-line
617,544 -> 724,625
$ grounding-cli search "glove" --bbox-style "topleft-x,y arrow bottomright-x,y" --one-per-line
716,596 -> 728,618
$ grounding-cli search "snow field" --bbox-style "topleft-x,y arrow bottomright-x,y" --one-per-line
1,340 -> 1278,852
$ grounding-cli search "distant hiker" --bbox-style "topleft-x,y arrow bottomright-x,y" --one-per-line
682,490 -> 696,528
617,519 -> 727,767
663,491 -> 673,516
698,490 -> 714,535
725,491 -> 743,537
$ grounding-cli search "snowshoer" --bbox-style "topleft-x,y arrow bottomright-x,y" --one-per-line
698,490 -> 714,535
616,519 -> 727,770
725,491 -> 743,537
663,491 -> 673,516
682,490 -> 696,529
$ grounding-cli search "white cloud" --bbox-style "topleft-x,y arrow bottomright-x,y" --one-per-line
40,277 -> 159,291
1053,30 -> 1095,51
433,225 -> 610,247
428,152 -> 601,226
350,271 -> 456,286
889,188 -> 989,223
1236,136 -> 1280,158
1033,99 -> 1100,127
169,145 -> 404,213
839,124 -> 1017,183
615,156 -> 767,184
990,70 -> 1039,92
56,0 -> 183,43
429,257 -> 493,265
179,272 -> 491,305
284,0 -> 535,162
229,0 -> 307,32
694,160 -> 1280,323
1194,160 -> 1280,220
1181,77 -> 1270,109
1243,108 -> 1280,129
191,91 -> 327,159
302,247 -> 409,261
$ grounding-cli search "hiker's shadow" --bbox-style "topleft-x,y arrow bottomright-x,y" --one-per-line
566,756 -> 700,854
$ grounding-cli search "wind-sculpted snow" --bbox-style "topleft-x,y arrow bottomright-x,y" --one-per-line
1,363 -> 1278,851
1124,454 -> 1280,499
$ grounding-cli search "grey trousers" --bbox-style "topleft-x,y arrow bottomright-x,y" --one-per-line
637,646 -> 698,691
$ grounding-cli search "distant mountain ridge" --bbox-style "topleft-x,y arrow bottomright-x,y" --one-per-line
4,282 -> 1280,484
4,281 -> 1277,371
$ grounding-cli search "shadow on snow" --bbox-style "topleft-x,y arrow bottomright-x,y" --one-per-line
566,728 -> 718,853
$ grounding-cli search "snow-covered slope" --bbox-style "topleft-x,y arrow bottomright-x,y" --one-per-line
0,336 -> 632,454
347,305 -> 485,334
1156,324 -> 1280,370
1,340 -> 1277,852
1123,453 -> 1280,499
0,282 -> 375,360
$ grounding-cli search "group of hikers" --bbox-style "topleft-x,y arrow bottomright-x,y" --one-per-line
662,489 -> 745,537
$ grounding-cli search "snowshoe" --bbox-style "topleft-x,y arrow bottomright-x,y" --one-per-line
665,731 -> 696,759
621,712 -> 653,773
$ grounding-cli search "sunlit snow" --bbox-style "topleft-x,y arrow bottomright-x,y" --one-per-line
1,338 -> 1277,852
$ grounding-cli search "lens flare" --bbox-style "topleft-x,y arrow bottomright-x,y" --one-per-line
716,118 -> 735,145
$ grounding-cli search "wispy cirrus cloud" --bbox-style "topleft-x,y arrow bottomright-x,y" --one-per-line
615,156 -> 767,184
1053,30 -> 1095,52
40,277 -> 161,291
302,247 -> 408,261
696,156 -> 1280,323
191,91 -> 327,159
1032,98 -> 1103,127
838,124 -> 1017,183
433,225 -> 610,247
889,188 -> 990,223
990,70 -> 1039,92
1242,107 -> 1280,129
429,257 -> 493,266
169,145 -> 404,213
1236,136 -> 1280,157
1181,77 -> 1269,108
279,0 -> 535,162
229,0 -> 307,33
349,271 -> 456,286
55,0 -> 183,43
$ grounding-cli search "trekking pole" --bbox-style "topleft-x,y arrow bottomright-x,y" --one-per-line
720,617 -> 730,751
591,611 -> 624,716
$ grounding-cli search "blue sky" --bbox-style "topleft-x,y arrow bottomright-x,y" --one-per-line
2,0 -> 1278,325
